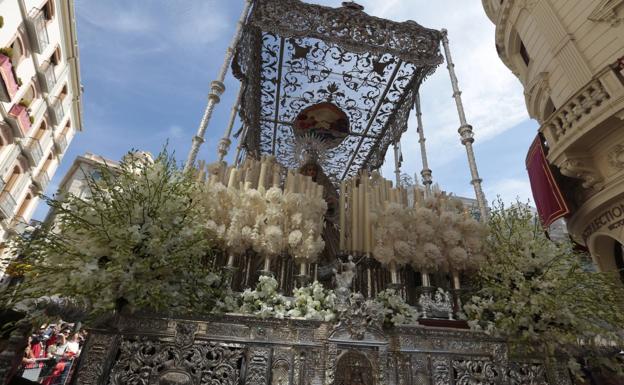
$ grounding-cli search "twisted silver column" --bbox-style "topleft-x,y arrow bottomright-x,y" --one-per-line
441,29 -> 488,220
184,0 -> 253,172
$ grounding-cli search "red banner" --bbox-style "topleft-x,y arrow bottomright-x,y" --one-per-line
526,136 -> 569,227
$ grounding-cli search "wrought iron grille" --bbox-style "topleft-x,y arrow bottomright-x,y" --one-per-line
233,0 -> 443,181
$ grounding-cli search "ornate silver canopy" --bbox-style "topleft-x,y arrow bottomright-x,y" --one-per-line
233,0 -> 443,181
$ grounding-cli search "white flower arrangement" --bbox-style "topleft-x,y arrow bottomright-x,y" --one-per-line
373,289 -> 419,326
199,171 -> 327,264
371,189 -> 487,273
238,278 -> 337,321
288,281 -> 336,321
239,275 -> 291,319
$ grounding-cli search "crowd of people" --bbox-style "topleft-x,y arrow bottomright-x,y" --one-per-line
18,323 -> 87,385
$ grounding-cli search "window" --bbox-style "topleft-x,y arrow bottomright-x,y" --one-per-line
5,166 -> 23,193
43,0 -> 55,21
42,153 -> 53,173
8,36 -> 25,65
59,84 -> 68,100
16,193 -> 33,219
90,170 -> 102,181
520,40 -> 530,66
50,46 -> 61,66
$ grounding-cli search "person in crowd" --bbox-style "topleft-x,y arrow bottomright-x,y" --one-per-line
65,334 -> 80,357
21,337 -> 36,369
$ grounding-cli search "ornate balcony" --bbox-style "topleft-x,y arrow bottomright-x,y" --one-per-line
0,190 -> 17,219
37,61 -> 56,93
54,133 -> 68,154
22,137 -> 43,166
0,144 -> 21,178
8,104 -> 32,137
49,98 -> 65,125
26,9 -> 49,54
34,170 -> 50,192
0,53 -> 19,102
541,78 -> 610,147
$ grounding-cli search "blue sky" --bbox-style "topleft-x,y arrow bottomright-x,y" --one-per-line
34,0 -> 537,218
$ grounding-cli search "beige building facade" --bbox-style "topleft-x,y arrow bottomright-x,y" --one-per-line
0,0 -> 82,279
482,0 -> 624,276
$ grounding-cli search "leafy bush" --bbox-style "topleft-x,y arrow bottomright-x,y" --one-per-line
1,151 -> 229,325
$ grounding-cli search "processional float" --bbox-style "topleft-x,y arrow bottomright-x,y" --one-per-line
185,0 -> 488,302
71,2 -> 574,385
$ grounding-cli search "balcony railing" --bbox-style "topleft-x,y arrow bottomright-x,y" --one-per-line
54,134 -> 68,154
27,10 -> 49,54
8,104 -> 32,137
0,53 -> 19,101
0,145 -> 21,178
49,99 -> 65,125
0,190 -> 17,219
34,170 -> 50,192
38,61 -> 56,93
24,137 -> 43,166
39,129 -> 53,153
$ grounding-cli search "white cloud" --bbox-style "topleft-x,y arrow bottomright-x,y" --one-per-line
77,0 -> 229,51
485,177 -> 533,206
167,125 -> 184,139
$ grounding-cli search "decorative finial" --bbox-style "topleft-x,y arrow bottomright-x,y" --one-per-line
341,2 -> 364,11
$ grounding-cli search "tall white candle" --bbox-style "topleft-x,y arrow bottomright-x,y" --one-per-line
358,180 -> 365,253
352,184 -> 359,253
258,157 -> 268,192
339,181 -> 346,251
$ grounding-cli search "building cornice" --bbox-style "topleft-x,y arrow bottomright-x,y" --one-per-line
588,0 -> 624,26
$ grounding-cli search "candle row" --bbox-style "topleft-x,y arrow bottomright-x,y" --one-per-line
338,171 -> 423,254
197,157 -> 324,200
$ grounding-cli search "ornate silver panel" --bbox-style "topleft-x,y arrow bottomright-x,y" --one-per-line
508,362 -> 548,385
452,358 -> 500,385
106,338 -> 244,385
72,314 -> 574,385
245,346 -> 272,385
74,333 -> 118,385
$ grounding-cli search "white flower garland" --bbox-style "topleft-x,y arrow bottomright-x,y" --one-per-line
373,289 -> 419,326
239,275 -> 291,319
238,277 -> 337,321
288,281 -> 336,321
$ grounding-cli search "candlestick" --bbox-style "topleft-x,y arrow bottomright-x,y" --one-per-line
263,256 -> 271,273
299,262 -> 307,276
452,271 -> 461,289
421,271 -> 431,287
227,254 -> 235,267
389,260 -> 399,284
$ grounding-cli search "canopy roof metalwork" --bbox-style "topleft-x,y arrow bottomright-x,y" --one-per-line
233,0 -> 443,181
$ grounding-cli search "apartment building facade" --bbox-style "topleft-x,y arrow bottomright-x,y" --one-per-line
482,0 -> 624,278
0,0 -> 82,276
